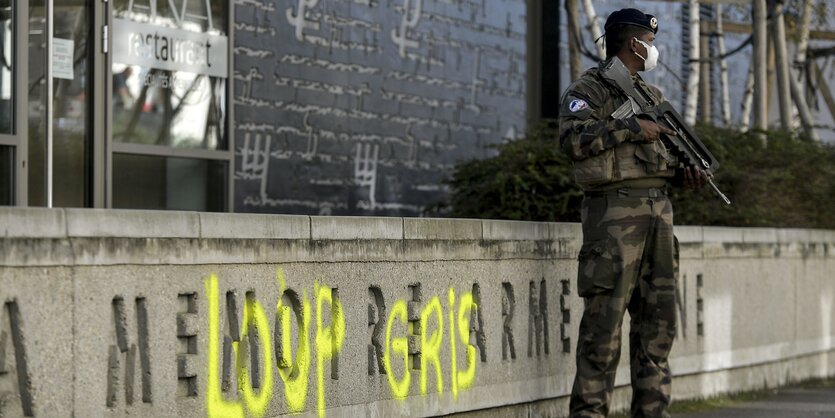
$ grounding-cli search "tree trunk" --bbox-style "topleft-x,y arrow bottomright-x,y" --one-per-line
752,0 -> 768,142
789,0 -> 820,141
789,71 -> 821,141
796,0 -> 814,105
717,4 -> 732,126
740,64 -> 755,132
770,0 -> 793,131
812,62 -> 835,126
581,0 -> 606,60
684,0 -> 701,126
699,30 -> 711,124
796,0 -> 813,70
566,0 -> 582,80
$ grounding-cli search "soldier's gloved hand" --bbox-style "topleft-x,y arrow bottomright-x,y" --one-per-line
684,166 -> 710,189
636,118 -> 676,142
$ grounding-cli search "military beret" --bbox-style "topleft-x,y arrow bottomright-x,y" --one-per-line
604,8 -> 658,34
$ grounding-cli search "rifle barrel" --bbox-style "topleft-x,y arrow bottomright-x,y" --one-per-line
708,177 -> 732,206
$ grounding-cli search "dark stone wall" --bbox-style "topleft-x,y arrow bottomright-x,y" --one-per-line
233,0 -> 528,216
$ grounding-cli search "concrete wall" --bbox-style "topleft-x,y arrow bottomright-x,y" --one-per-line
233,0 -> 528,216
0,207 -> 832,417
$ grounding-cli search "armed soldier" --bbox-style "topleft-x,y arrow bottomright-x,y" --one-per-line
559,8 -> 710,418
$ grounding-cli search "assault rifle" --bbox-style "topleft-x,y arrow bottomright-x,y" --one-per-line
602,57 -> 731,205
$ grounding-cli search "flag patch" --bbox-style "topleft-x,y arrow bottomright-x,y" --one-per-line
569,99 -> 589,113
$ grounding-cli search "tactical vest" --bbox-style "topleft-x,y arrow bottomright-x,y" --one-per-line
572,71 -> 677,189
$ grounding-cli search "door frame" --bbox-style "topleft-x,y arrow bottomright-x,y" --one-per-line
93,0 -> 107,207
0,0 -> 29,205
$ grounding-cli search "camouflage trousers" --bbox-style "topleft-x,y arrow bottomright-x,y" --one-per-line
569,192 -> 678,418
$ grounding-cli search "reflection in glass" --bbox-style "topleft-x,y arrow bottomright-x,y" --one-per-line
0,145 -> 12,205
28,1 -> 91,207
112,65 -> 227,150
111,0 -> 227,150
113,153 -> 227,211
0,0 -> 13,134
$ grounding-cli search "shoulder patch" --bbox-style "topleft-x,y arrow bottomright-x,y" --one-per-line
569,99 -> 589,113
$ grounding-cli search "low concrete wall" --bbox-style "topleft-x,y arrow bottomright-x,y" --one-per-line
0,208 -> 832,417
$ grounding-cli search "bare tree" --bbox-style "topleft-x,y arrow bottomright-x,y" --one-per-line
582,0 -> 606,60
740,65 -> 755,132
789,0 -> 821,141
753,0 -> 768,142
770,0 -> 793,130
566,0 -> 582,81
813,62 -> 835,122
684,0 -> 701,126
717,4 -> 732,126
795,0 -> 814,75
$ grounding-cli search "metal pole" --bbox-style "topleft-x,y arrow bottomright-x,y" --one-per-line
46,0 -> 53,207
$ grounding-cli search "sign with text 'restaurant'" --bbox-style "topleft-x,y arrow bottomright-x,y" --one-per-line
112,19 -> 228,78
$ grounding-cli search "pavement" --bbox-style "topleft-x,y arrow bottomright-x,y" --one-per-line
676,384 -> 835,418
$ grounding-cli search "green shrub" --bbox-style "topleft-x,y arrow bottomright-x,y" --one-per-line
671,127 -> 835,229
444,124 -> 835,229
441,122 -> 583,222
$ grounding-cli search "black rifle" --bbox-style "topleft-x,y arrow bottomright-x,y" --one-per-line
601,57 -> 731,205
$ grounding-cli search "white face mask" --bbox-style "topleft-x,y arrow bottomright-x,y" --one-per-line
633,38 -> 659,72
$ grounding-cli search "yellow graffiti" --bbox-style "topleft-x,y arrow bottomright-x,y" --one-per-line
205,274 -> 245,418
448,290 -> 459,398
456,293 -> 477,391
235,294 -> 274,418
447,290 -> 478,399
275,269 -> 311,413
420,296 -> 444,395
383,300 -> 411,399
207,270 -> 481,417
315,282 -> 345,418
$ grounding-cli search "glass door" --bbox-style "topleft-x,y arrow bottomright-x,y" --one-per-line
27,0 -> 94,207
107,0 -> 232,211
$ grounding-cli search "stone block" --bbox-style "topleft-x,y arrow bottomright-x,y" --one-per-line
777,228 -> 812,244
403,218 -> 481,240
310,216 -> 403,240
0,207 -> 66,238
200,212 -> 310,240
675,226 -> 703,244
703,226 -> 744,243
483,219 -> 549,241
743,228 -> 779,243
66,209 -> 200,238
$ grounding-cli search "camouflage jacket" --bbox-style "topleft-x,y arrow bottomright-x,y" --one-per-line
558,64 -> 677,188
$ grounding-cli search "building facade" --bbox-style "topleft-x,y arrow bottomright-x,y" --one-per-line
1,0 -> 542,215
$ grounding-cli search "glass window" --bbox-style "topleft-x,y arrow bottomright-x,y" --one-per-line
0,0 -> 13,135
0,145 -> 12,205
111,0 -> 228,150
112,153 -> 227,211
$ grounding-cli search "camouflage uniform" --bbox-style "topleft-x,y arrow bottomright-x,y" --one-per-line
559,65 -> 679,418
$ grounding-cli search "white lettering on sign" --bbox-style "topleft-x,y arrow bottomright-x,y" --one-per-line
113,19 -> 228,78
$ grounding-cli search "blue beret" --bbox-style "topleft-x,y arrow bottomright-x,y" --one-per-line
604,8 -> 658,34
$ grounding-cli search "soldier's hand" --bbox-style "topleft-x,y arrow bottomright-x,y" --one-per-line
684,166 -> 710,190
637,119 -> 676,142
